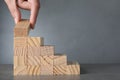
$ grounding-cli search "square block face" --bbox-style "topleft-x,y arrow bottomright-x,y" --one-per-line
14,37 -> 27,47
14,30 -> 28,37
54,54 -> 67,66
40,66 -> 53,75
40,56 -> 53,66
27,56 -> 41,66
67,62 -> 80,75
28,47 -> 40,56
28,37 -> 44,47
40,46 -> 54,56
14,46 -> 28,56
14,56 -> 27,66
14,19 -> 30,37
27,66 -> 40,75
14,66 -> 27,76
53,65 -> 67,75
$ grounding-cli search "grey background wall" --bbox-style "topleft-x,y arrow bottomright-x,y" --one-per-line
0,0 -> 120,64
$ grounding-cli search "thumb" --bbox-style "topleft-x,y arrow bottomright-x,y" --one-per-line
14,7 -> 21,24
4,0 -> 21,24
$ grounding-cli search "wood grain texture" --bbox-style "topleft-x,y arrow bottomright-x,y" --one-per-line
14,56 -> 27,66
66,62 -> 80,75
14,19 -> 30,37
40,56 -> 53,66
27,47 -> 40,56
53,65 -> 67,75
14,66 -> 27,76
40,46 -> 54,56
27,56 -> 41,65
14,46 -> 28,56
14,37 -> 27,48
54,54 -> 67,66
40,66 -> 53,75
27,66 -> 40,75
28,37 -> 44,47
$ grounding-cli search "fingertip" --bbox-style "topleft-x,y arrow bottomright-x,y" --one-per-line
30,21 -> 35,29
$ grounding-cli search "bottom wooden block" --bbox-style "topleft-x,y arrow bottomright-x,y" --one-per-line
27,66 -> 40,75
14,66 -> 40,76
53,65 -> 67,75
14,66 -> 27,76
40,66 -> 53,75
66,62 -> 80,75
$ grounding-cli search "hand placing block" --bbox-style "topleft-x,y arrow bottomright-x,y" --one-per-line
66,62 -> 80,75
14,19 -> 30,37
54,54 -> 67,66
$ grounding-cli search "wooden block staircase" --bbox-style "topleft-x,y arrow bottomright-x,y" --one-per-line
13,19 -> 80,76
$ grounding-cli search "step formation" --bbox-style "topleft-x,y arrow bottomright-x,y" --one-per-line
14,19 -> 80,76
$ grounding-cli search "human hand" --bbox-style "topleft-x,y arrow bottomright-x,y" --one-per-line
4,0 -> 40,29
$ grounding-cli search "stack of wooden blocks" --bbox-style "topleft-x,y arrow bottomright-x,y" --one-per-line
14,19 -> 80,76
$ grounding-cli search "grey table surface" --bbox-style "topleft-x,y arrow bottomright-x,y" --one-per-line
0,64 -> 120,80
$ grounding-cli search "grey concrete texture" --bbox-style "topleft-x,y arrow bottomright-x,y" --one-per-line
0,0 -> 120,64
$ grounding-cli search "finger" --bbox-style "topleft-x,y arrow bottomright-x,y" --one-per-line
30,0 -> 40,29
5,0 -> 21,23
17,0 -> 31,10
14,8 -> 21,23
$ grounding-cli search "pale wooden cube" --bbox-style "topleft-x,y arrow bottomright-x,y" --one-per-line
27,66 -> 40,75
40,46 -> 54,56
40,65 -> 53,75
14,19 -> 30,37
66,62 -> 80,75
40,56 -> 53,66
14,56 -> 27,66
27,56 -> 41,66
14,66 -> 27,76
54,54 -> 67,66
14,37 -> 27,48
28,37 -> 44,47
53,65 -> 67,75
14,46 -> 27,56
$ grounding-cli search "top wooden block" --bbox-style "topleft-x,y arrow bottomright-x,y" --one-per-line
14,19 -> 30,37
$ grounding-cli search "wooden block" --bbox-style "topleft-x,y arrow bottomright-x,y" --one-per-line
14,46 -> 28,56
54,54 -> 67,66
27,66 -> 40,75
66,62 -> 80,75
14,66 -> 27,76
27,46 -> 54,56
40,56 -> 53,66
14,56 -> 27,66
27,47 -> 40,56
40,46 -> 54,56
28,37 -> 44,47
27,56 -> 41,66
14,19 -> 30,37
53,65 -> 67,75
14,37 -> 27,48
40,66 -> 53,75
